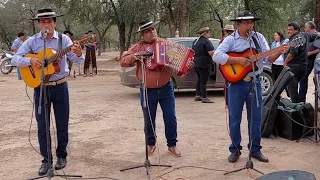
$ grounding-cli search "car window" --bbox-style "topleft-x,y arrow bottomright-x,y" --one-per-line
176,40 -> 194,48
210,40 -> 219,50
168,38 -> 219,50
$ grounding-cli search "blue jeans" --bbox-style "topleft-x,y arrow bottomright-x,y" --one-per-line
299,59 -> 314,102
17,68 -> 21,79
34,82 -> 70,163
228,79 -> 262,155
140,81 -> 178,147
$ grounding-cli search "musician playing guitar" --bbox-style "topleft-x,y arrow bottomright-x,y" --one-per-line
11,8 -> 84,175
213,10 -> 289,164
120,19 -> 182,158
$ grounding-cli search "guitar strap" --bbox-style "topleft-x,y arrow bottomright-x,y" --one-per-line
252,35 -> 262,53
58,33 -> 62,51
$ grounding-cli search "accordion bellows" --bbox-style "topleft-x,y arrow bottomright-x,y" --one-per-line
144,39 -> 195,76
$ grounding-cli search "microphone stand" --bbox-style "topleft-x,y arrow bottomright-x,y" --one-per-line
29,30 -> 82,180
120,53 -> 171,180
224,31 -> 264,176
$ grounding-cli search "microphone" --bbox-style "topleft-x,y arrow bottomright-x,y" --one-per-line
43,27 -> 49,37
134,51 -> 153,57
246,29 -> 253,37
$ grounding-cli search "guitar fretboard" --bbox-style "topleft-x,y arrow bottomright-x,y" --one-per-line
251,46 -> 283,61
47,45 -> 72,64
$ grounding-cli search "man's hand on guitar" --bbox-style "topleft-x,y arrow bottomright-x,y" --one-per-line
30,58 -> 42,69
237,57 -> 251,67
71,43 -> 83,57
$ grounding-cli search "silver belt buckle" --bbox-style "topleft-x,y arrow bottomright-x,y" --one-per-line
243,75 -> 252,82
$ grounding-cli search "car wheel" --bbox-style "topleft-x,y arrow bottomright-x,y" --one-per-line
260,72 -> 273,96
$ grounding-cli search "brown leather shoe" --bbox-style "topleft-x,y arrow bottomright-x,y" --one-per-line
194,96 -> 202,101
168,146 -> 181,157
148,145 -> 156,155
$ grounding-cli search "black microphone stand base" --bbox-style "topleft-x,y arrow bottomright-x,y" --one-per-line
223,159 -> 264,176
120,107 -> 172,176
296,128 -> 320,143
120,158 -> 172,172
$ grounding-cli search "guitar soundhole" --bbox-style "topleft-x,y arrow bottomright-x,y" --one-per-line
29,66 -> 36,79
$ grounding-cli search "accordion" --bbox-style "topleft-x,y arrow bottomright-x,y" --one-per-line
144,39 -> 195,76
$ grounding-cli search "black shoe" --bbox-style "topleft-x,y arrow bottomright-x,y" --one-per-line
228,153 -> 240,163
38,162 -> 49,176
55,158 -> 67,170
251,153 -> 269,163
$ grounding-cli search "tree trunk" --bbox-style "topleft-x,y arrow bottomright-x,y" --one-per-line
102,37 -> 106,52
32,20 -> 36,34
126,22 -> 135,50
316,0 -> 320,31
97,33 -> 102,56
167,0 -> 177,37
244,0 -> 250,11
118,22 -> 126,56
178,0 -> 189,37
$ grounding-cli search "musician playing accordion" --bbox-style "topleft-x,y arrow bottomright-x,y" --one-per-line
120,19 -> 181,157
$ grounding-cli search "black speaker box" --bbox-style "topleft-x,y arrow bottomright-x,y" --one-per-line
275,107 -> 304,140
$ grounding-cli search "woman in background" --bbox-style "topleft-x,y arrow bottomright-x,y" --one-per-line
271,31 -> 289,100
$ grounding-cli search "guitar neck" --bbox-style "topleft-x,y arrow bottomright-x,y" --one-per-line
251,46 -> 282,62
47,45 -> 72,64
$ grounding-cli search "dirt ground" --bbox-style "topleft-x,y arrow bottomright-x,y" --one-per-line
1,52 -> 320,180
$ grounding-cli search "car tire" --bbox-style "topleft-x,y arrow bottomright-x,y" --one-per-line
260,72 -> 273,96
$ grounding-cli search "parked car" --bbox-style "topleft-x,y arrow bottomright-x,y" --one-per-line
119,37 -> 274,96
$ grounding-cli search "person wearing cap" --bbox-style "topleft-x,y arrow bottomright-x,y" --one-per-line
298,21 -> 320,102
284,21 -> 318,103
213,10 -> 289,163
11,8 -> 84,175
121,19 -> 182,157
84,30 -> 97,76
192,27 -> 215,103
11,32 -> 27,80
219,25 -> 235,44
63,30 -> 75,76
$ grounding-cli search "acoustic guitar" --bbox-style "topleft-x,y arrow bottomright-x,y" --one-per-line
20,35 -> 92,88
219,35 -> 306,83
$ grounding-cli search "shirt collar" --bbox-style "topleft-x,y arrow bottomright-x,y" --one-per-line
234,30 -> 242,39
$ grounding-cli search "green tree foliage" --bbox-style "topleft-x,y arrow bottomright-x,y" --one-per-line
0,0 -> 319,51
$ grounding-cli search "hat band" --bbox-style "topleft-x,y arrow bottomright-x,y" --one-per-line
36,12 -> 56,18
236,16 -> 255,20
138,21 -> 154,31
